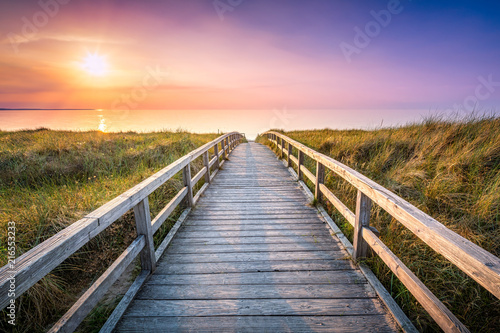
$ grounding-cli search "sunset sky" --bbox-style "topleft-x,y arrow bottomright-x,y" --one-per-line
1,0 -> 499,133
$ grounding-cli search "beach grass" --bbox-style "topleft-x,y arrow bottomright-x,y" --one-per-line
0,128 -> 219,332
256,116 -> 500,332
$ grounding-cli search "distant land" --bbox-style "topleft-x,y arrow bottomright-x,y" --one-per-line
0,108 -> 96,110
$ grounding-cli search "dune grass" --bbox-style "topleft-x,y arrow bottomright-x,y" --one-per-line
257,116 -> 499,332
0,128 -> 219,332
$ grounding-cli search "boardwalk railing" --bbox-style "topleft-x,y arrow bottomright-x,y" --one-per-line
265,131 -> 500,333
0,132 -> 244,332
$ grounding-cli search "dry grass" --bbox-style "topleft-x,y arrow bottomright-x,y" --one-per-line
0,128 -> 218,332
257,116 -> 499,332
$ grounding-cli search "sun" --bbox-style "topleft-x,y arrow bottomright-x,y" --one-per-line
81,52 -> 108,76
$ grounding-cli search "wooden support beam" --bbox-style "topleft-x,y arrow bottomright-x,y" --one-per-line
203,151 -> 211,184
213,144 -> 220,170
221,140 -> 227,160
133,198 -> 156,272
183,163 -> 194,207
315,162 -> 325,202
353,191 -> 372,261
279,138 -> 284,159
297,150 -> 304,181
287,142 -> 293,168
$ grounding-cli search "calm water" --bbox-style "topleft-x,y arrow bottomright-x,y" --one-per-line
0,109 -> 430,139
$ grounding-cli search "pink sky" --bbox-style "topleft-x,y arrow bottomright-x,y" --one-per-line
0,0 -> 499,132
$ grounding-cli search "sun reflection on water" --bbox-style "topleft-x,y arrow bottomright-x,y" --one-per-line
98,115 -> 107,132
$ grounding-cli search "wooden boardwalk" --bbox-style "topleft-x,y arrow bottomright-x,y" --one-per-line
115,143 -> 398,332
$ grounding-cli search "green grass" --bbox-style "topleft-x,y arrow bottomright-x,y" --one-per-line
0,128 -> 219,332
257,116 -> 500,332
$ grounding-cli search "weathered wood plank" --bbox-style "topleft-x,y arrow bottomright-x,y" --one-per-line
190,167 -> 207,186
155,259 -> 356,275
184,214 -> 321,221
151,187 -> 188,234
170,235 -> 334,245
167,242 -> 338,254
185,218 -> 323,225
181,225 -> 328,233
123,298 -> 383,317
176,229 -> 333,239
161,251 -> 348,264
136,283 -> 375,300
116,315 -> 397,333
319,184 -> 356,226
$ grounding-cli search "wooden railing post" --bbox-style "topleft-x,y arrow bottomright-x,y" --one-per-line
203,151 -> 211,184
278,137 -> 284,159
213,144 -> 220,169
221,139 -> 227,160
353,190 -> 373,261
297,150 -> 304,181
133,198 -> 156,272
315,162 -> 325,202
183,163 -> 194,207
287,142 -> 292,168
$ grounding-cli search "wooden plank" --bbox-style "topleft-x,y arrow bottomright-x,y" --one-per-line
166,242 -> 338,254
170,235 -> 334,246
185,218 -> 323,225
155,209 -> 191,262
320,184 -> 356,226
49,236 -> 145,333
177,228 -> 333,238
151,187 -> 188,234
197,199 -> 309,204
300,164 -> 317,184
161,251 -> 348,264
155,259 -> 356,275
190,167 -> 206,187
116,315 -> 397,333
194,203 -> 312,210
100,270 -> 150,333
136,283 -> 375,300
363,228 -> 469,333
181,224 -> 328,232
266,132 -> 500,298
185,214 -> 321,220
121,298 -> 383,317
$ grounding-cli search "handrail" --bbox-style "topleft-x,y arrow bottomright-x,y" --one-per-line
264,131 -> 499,333
0,132 -> 244,332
